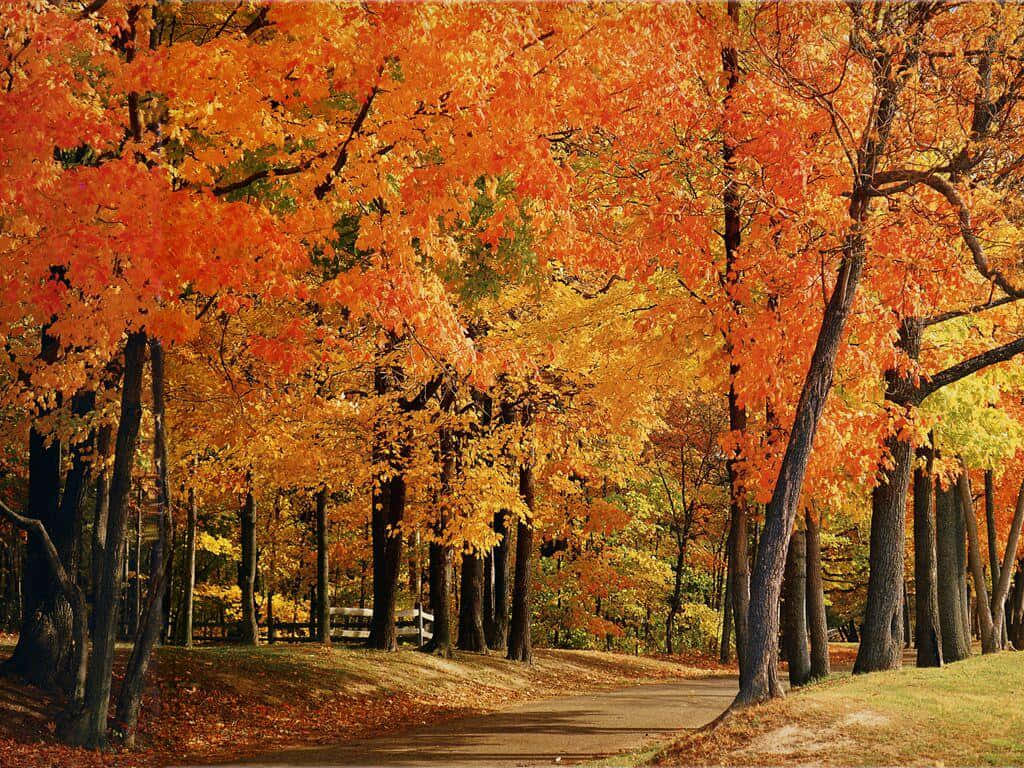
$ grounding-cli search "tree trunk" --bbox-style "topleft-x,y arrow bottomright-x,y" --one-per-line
783,529 -> 811,687
368,472 -> 404,651
737,241 -> 865,705
4,331 -> 73,691
984,470 -> 1003,644
458,551 -> 487,652
426,539 -> 454,657
722,0 -> 749,682
508,459 -> 535,663
958,470 -> 997,653
936,480 -> 970,662
666,534 -> 686,655
180,487 -> 197,648
805,508 -> 830,680
238,487 -> 258,645
90,424 -> 112,606
855,434 -> 912,673
64,331 -> 147,748
719,533 -> 734,664
988,479 -> 1024,643
116,336 -> 173,746
488,510 -> 511,651
912,452 -> 943,667
316,486 -> 331,646
482,550 -> 494,643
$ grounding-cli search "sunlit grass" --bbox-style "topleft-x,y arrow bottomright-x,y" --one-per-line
661,652 -> 1024,766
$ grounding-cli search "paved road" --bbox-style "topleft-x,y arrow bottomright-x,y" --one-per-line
233,675 -> 737,767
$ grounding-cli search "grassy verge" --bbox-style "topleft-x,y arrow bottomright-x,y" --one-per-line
0,641 -> 722,768
659,651 -> 1024,766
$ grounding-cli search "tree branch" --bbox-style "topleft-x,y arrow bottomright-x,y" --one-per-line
918,336 -> 1024,401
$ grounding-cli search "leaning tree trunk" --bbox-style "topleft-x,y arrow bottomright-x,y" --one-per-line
988,479 -> 1024,643
458,551 -> 487,652
805,508 -> 830,680
737,240 -> 865,705
508,463 -> 535,663
238,487 -> 258,646
913,455 -> 943,667
116,336 -> 173,746
315,486 -> 331,646
488,510 -> 512,651
783,529 -> 811,687
936,480 -> 970,662
64,331 -> 147,748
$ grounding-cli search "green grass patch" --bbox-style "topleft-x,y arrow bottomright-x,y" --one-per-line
661,652 -> 1024,766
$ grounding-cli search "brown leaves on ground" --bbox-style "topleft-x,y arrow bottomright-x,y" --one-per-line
0,643 -> 723,768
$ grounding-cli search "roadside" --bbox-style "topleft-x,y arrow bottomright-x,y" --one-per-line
0,641 -> 726,768
657,651 -> 1024,766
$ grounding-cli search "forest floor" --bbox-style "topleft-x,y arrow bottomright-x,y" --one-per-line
658,650 -> 1024,766
0,637 -> 725,768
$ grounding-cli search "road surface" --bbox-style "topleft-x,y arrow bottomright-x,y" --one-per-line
229,675 -> 737,767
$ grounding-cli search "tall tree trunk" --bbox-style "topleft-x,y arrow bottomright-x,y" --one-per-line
316,486 -> 331,646
722,0 -> 750,684
854,435 -> 912,673
805,508 -> 830,679
666,534 -> 686,655
913,453 -> 943,667
783,529 -> 811,687
936,481 -> 970,662
238,486 -> 258,645
959,470 -> 997,653
367,364 -> 409,652
482,550 -> 494,643
508,449 -> 535,663
719,532 -> 734,664
488,510 -> 511,651
368,472 -> 404,651
458,552 -> 487,652
738,245 -> 865,705
64,331 -> 147,748
4,330 -> 73,690
90,424 -> 113,603
984,470 -> 1003,644
180,487 -> 197,648
116,336 -> 172,746
424,419 -> 456,657
988,479 -> 1024,642
737,36 -> 914,703
426,539 -> 454,657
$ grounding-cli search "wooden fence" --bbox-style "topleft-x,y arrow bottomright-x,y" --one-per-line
193,604 -> 434,647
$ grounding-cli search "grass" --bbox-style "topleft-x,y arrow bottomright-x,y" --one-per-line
659,651 -> 1024,766
0,640 -> 721,768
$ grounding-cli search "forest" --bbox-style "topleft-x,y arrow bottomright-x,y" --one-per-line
3,0 -> 1024,764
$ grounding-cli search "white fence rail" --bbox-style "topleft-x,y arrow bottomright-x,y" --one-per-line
331,605 -> 434,646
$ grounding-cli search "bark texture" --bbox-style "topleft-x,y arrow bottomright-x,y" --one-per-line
805,508 -> 830,680
783,530 -> 811,687
913,456 -> 943,667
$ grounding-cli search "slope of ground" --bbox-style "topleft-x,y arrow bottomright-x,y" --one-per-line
659,651 -> 1024,766
0,639 -> 724,768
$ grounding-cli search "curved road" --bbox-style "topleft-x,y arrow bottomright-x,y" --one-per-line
234,675 -> 737,767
